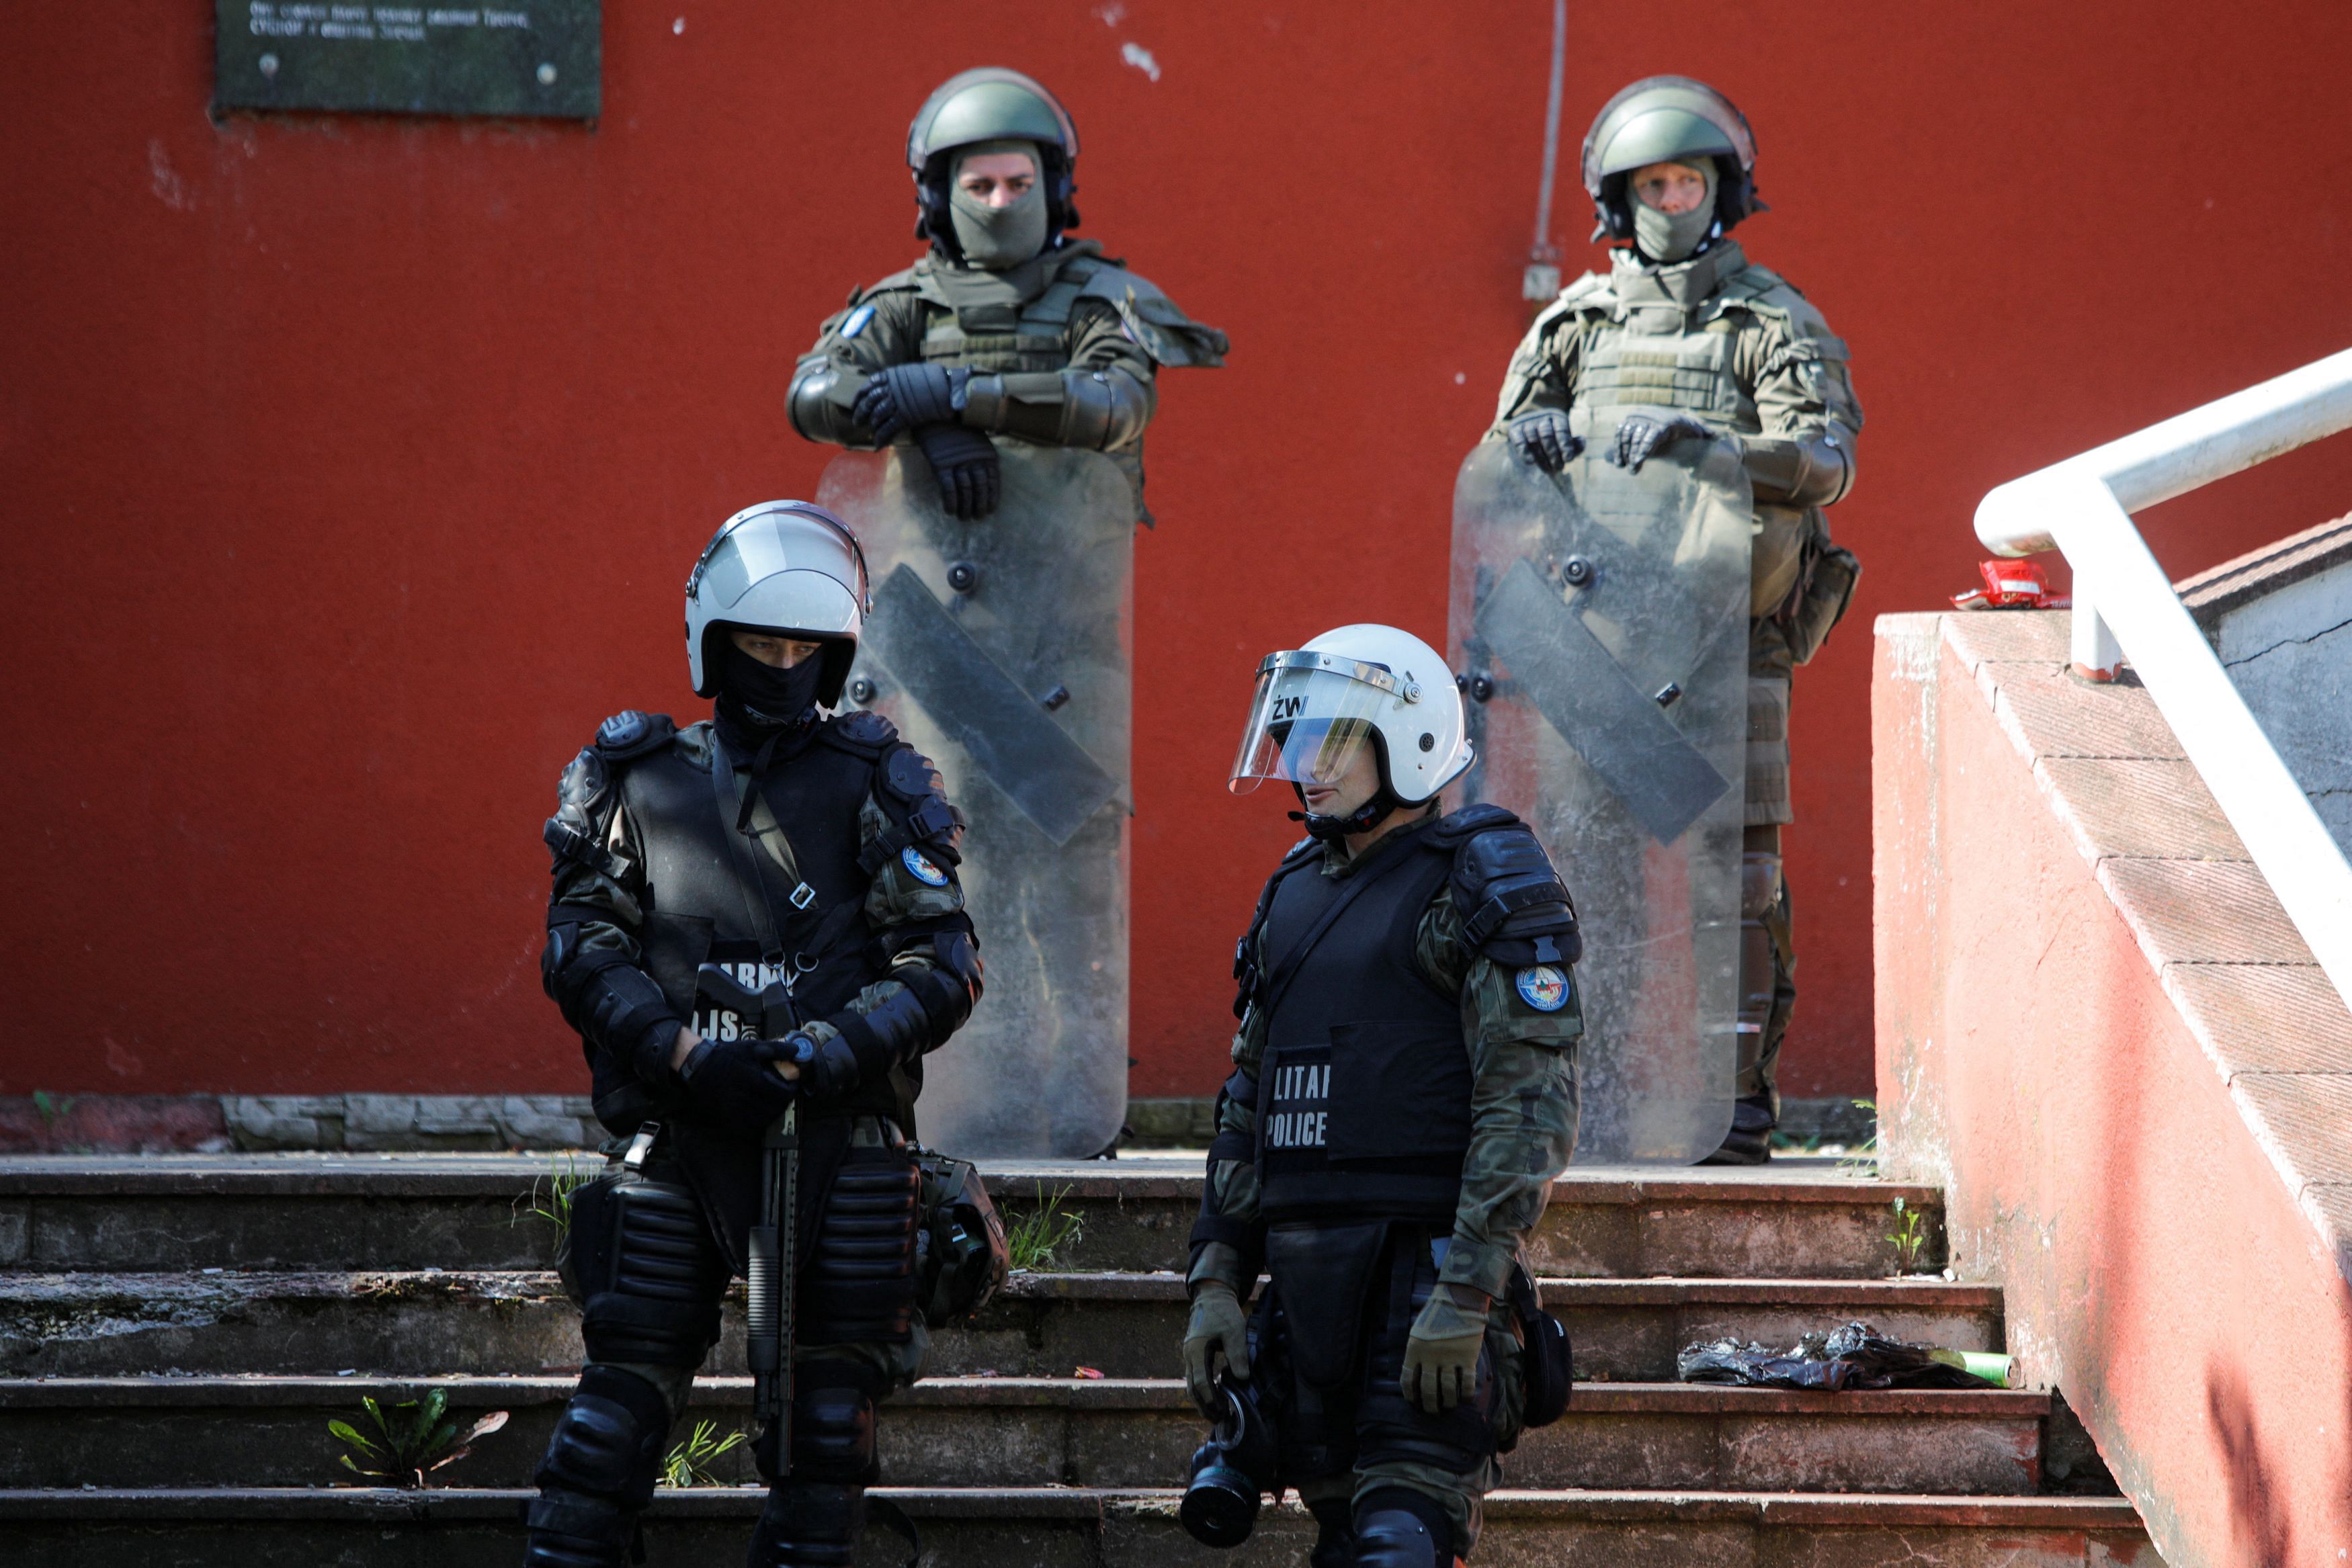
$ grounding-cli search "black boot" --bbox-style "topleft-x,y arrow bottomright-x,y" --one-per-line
1700,1092 -> 1778,1165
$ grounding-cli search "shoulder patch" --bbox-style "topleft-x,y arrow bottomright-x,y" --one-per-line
1514,964 -> 1572,1012
839,303 -> 876,340
594,709 -> 677,760
900,845 -> 950,887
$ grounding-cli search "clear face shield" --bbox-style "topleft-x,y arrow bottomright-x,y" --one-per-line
1228,651 -> 1402,795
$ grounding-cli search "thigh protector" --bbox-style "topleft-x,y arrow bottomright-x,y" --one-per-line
1356,1237 -> 1500,1477
571,1168 -> 731,1366
524,1366 -> 671,1567
801,1143 -> 921,1346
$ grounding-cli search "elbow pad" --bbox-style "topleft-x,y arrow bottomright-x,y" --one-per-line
788,359 -> 873,446
569,960 -> 680,1084
961,368 -> 1153,451
1742,429 -> 1855,507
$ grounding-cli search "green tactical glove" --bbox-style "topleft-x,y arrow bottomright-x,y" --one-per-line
1183,1280 -> 1251,1418
1401,1282 -> 1490,1414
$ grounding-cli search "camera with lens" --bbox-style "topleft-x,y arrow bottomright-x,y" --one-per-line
1179,1364 -> 1282,1548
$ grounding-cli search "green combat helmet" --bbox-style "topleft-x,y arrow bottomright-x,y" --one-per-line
1581,75 -> 1764,243
907,67 -> 1082,258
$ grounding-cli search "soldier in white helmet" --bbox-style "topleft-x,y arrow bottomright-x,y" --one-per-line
526,503 -> 997,1567
1181,625 -> 1581,1568
1488,76 -> 1865,1162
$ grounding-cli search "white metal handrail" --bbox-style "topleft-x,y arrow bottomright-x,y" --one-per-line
1974,347 -> 2352,1008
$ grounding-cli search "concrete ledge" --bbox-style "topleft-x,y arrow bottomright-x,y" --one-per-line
1875,609 -> 2352,1566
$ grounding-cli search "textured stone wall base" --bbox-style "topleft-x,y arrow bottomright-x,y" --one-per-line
0,1091 -> 1871,1154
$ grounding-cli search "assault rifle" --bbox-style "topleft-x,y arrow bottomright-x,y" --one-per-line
695,962 -> 801,1479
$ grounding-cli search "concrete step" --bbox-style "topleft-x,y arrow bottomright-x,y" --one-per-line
0,1270 -> 2001,1382
0,1375 -> 2052,1495
0,1486 -> 2158,1565
0,1153 -> 1944,1279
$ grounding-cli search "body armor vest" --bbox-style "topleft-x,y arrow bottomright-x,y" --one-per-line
1571,243 -> 1763,430
620,722 -> 907,1123
1253,823 -> 1469,1227
917,257 -> 1105,373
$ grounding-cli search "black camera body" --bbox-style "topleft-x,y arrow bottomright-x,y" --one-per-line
1178,1362 -> 1283,1549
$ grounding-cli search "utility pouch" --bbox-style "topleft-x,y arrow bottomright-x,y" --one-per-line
1265,1221 -> 1388,1391
1783,539 -> 1860,666
1509,1263 -> 1573,1428
911,1145 -> 1009,1327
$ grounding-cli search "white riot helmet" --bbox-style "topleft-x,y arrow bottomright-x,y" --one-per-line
684,500 -> 872,703
1230,623 -> 1472,821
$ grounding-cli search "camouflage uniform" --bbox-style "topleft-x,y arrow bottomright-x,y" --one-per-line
1490,236 -> 1862,1129
1189,814 -> 1581,1551
788,240 -> 1225,515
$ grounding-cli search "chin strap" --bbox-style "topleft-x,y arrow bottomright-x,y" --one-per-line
1288,784 -> 1401,842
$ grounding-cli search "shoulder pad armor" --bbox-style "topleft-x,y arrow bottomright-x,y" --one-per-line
1446,815 -> 1581,967
1428,801 -> 1521,846
823,709 -> 901,756
1077,261 -> 1228,367
866,263 -> 925,296
594,709 -> 676,761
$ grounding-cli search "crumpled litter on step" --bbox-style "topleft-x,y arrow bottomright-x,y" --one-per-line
1678,1321 -> 2013,1391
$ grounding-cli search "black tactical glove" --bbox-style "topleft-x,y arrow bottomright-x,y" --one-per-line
1608,412 -> 1714,473
915,423 -> 1003,519
1507,409 -> 1585,472
675,1035 -> 797,1138
853,362 -> 970,445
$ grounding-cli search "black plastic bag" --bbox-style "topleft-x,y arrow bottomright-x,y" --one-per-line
1678,1320 -> 2007,1391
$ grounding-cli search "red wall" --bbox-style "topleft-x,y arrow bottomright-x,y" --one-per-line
5,1 -> 2351,1101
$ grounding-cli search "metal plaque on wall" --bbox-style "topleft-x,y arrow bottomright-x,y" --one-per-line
214,3 -> 601,120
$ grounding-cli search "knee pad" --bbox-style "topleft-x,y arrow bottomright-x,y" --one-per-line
1353,1487 -> 1454,1568
525,1367 -> 671,1565
769,1360 -> 884,1487
576,1176 -> 728,1365
533,1366 -> 670,1507
747,1480 -> 866,1568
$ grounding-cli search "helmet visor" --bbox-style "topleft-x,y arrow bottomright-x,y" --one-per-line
1228,651 -> 1400,795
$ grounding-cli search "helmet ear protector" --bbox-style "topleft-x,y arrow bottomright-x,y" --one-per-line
913,141 -> 1080,257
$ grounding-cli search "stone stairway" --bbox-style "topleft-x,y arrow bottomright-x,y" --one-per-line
0,1153 -> 2157,1565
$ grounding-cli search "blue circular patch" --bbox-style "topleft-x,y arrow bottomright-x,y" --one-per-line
1515,965 -> 1570,1012
901,846 -> 949,887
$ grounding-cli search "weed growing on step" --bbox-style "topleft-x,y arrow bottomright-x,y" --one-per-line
516,1153 -> 591,1258
330,1387 -> 508,1487
1837,1099 -> 1880,1178
1886,1197 -> 1929,1274
30,1090 -> 76,1128
662,1420 -> 751,1487
1005,1183 -> 1083,1272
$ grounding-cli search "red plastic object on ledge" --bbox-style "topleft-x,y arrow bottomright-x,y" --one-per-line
1951,559 -> 2069,610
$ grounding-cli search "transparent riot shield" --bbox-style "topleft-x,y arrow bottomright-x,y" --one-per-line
818,443 -> 1133,1159
1447,414 -> 1751,1164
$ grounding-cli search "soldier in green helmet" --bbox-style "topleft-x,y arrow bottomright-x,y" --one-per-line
1487,76 -> 1864,1163
788,67 -> 1226,518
